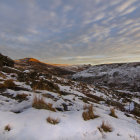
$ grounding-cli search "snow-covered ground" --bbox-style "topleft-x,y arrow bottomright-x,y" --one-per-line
0,68 -> 140,140
0,106 -> 140,140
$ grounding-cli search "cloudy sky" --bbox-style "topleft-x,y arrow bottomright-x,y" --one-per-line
0,0 -> 140,65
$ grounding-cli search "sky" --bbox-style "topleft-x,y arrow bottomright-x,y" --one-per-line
0,0 -> 140,65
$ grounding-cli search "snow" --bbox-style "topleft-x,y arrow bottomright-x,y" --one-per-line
0,105 -> 140,140
23,70 -> 30,73
0,67 -> 140,140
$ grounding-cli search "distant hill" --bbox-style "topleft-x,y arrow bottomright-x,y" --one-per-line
15,58 -> 75,77
15,58 -> 41,63
72,62 -> 140,92
15,58 -> 92,77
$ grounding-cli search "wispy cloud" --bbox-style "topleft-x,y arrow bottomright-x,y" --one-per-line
0,0 -> 139,64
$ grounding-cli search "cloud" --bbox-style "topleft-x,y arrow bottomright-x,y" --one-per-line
116,0 -> 136,12
122,6 -> 137,15
0,0 -> 140,64
63,5 -> 73,12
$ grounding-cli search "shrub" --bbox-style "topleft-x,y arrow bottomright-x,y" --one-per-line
16,93 -> 28,101
31,79 -> 60,93
4,79 -> 16,88
109,108 -> 118,118
82,105 -> 98,121
0,83 -> 6,89
98,121 -> 113,133
2,67 -> 19,74
32,96 -> 56,112
46,117 -> 59,125
4,124 -> 11,131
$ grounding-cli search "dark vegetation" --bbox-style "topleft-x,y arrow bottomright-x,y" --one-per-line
31,79 -> 60,93
0,79 -> 16,91
0,53 -> 14,68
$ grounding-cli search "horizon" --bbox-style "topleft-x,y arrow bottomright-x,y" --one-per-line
0,0 -> 140,65
13,56 -> 140,66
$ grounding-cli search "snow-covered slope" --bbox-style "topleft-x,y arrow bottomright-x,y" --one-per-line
72,62 -> 140,92
0,54 -> 140,140
0,67 -> 139,140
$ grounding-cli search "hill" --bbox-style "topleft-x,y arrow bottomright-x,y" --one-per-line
0,53 -> 139,140
72,62 -> 140,92
15,58 -> 75,77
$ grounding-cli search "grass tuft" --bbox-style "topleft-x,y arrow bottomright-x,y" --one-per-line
98,121 -> 113,133
109,108 -> 118,118
82,104 -> 98,121
46,117 -> 59,125
4,124 -> 11,131
32,95 -> 56,112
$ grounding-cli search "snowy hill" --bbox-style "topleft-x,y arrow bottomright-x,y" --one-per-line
72,62 -> 140,92
59,64 -> 92,72
0,54 -> 140,140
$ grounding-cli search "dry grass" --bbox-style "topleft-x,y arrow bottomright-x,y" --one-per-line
82,105 -> 98,121
46,117 -> 59,125
137,119 -> 140,124
4,124 -> 11,131
109,108 -> 118,118
98,121 -> 113,133
32,96 -> 56,112
4,79 -> 16,88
